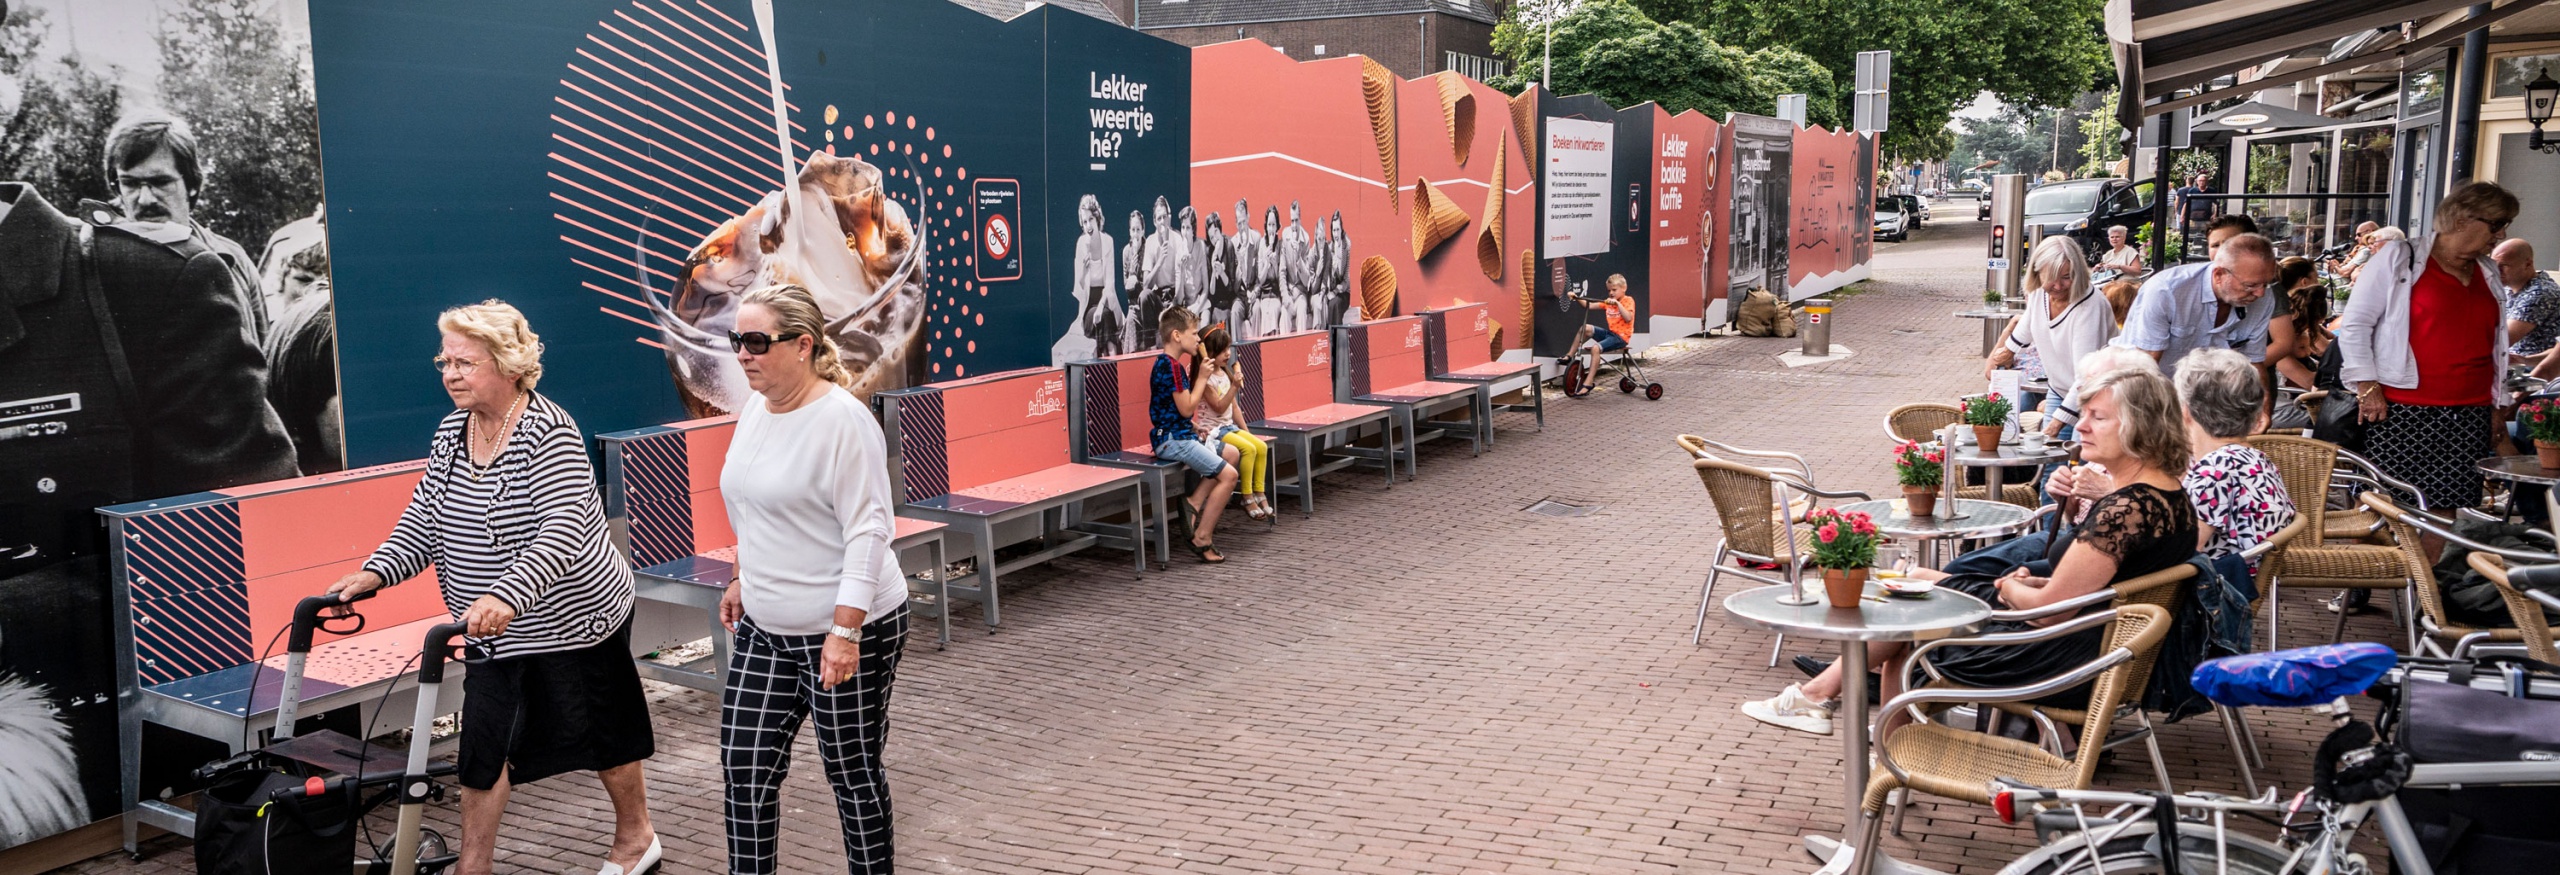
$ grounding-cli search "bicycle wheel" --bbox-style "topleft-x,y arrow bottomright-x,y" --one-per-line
1562,360 -> 1592,397
1994,821 -> 2294,875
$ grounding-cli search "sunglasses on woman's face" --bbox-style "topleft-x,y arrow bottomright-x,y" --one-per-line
727,330 -> 804,355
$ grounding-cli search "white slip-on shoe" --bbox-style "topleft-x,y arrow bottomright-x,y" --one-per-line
597,835 -> 661,875
1741,683 -> 1836,735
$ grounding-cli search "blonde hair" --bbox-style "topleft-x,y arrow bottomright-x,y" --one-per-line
2081,366 -> 2188,474
2436,181 -> 2520,230
2028,235 -> 2091,304
739,284 -> 852,388
437,299 -> 544,389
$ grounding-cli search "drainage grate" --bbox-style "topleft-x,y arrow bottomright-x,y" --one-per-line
1524,497 -> 1602,518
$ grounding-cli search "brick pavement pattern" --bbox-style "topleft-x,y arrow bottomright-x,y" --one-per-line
80,215 -> 2404,874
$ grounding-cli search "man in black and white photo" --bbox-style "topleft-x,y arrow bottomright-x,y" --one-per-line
1280,199 -> 1313,333
106,113 -> 268,343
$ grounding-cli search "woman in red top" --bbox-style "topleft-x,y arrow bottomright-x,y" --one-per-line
2337,182 -> 2517,511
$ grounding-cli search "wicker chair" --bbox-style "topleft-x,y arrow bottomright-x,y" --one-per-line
2465,554 -> 2560,663
1882,403 -> 1961,443
1841,603 -> 2172,873
2245,435 -> 2415,651
1676,435 -> 1817,522
2365,492 -> 2560,659
1684,451 -> 1869,665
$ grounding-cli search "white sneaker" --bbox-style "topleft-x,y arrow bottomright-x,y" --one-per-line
1742,684 -> 1836,735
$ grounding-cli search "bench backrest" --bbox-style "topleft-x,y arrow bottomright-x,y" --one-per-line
1067,349 -> 1171,460
1422,303 -> 1496,374
597,416 -> 738,570
1336,315 -> 1429,399
100,463 -> 450,688
877,366 -> 1072,503
1234,328 -> 1334,421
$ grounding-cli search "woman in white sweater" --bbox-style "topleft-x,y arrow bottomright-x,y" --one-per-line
2010,235 -> 2118,438
716,284 -> 908,874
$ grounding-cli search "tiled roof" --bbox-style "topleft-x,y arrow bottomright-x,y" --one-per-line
1136,0 -> 1499,29
950,0 -> 1129,25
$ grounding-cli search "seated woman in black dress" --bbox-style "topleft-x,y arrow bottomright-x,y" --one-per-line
1742,366 -> 2199,735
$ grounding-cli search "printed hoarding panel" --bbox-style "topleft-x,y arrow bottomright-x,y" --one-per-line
1043,7 -> 1192,364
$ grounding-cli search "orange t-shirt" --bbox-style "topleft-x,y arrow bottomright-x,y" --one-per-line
1605,296 -> 1635,338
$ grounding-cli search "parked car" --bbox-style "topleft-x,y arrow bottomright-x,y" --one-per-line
2022,178 -> 2154,262
1873,201 -> 1911,242
1979,196 -> 1992,221
1892,194 -> 1930,228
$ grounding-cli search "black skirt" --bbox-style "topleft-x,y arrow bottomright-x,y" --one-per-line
2366,402 -> 2492,512
1921,574 -> 2107,710
458,618 -> 655,790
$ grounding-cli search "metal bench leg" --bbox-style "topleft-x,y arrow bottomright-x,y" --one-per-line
1128,484 -> 1146,579
1296,434 -> 1316,516
931,536 -> 950,650
1477,389 -> 1495,450
1151,471 -> 1171,567
975,522 -> 1001,629
1400,407 -> 1419,480
1532,377 -> 1546,430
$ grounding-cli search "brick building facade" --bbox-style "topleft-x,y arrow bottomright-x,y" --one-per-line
1131,0 -> 1508,81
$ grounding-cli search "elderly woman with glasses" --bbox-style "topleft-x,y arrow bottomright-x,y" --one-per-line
715,284 -> 910,874
326,300 -> 658,875
2338,181 -> 2519,513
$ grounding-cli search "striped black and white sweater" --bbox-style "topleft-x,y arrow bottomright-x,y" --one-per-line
363,392 -> 633,659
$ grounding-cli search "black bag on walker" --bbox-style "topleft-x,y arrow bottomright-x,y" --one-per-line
194,768 -> 357,875
2389,657 -> 2560,875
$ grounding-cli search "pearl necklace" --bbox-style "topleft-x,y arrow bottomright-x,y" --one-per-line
468,391 -> 527,478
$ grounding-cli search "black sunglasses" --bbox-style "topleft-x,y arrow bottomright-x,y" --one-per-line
727,330 -> 804,355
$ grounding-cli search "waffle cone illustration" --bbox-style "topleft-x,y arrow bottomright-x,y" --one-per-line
1474,137 -> 1507,281
1360,57 -> 1399,207
1410,177 -> 1470,259
1508,84 -> 1538,155
1517,248 -> 1535,344
1360,255 -> 1398,320
1433,72 -> 1476,167
1488,323 -> 1506,357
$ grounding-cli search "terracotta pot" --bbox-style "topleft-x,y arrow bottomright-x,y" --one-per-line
1902,486 -> 1939,517
2538,439 -> 2560,471
1973,425 -> 2006,451
1822,567 -> 1870,608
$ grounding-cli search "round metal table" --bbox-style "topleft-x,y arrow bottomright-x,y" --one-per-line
2478,456 -> 2560,523
1948,435 -> 2070,514
1839,498 -> 2037,568
1953,307 -> 2019,357
1724,582 -> 1993,874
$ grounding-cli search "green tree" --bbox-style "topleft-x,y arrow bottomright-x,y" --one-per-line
153,0 -> 323,258
1489,0 -> 1839,126
0,4 -> 124,210
2077,90 -> 2123,177
1686,0 -> 2109,160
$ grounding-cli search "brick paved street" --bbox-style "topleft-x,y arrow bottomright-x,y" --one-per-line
83,211 -> 2403,874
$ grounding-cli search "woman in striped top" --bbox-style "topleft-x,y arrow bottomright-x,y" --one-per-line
326,301 -> 660,875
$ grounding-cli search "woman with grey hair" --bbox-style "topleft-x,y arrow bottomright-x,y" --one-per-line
2175,349 -> 2296,577
2004,235 -> 2115,439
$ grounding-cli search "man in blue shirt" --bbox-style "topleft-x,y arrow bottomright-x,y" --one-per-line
2115,233 -> 2282,394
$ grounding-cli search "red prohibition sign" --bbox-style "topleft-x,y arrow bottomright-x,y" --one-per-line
984,213 -> 1014,260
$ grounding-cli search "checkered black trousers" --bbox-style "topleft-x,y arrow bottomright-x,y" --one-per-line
721,607 -> 907,874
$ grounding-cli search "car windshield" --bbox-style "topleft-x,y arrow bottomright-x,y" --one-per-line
2025,185 -> 2103,215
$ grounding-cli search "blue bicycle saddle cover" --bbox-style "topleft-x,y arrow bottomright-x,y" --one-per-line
2191,642 -> 2398,708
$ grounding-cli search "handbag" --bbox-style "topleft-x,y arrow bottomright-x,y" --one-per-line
2308,347 -> 2366,450
2389,655 -> 2560,875
193,769 -> 358,875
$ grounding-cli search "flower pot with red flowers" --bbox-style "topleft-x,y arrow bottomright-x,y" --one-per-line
2523,399 -> 2560,470
1892,440 -> 1945,517
1960,393 -> 2014,452
1803,507 -> 1880,608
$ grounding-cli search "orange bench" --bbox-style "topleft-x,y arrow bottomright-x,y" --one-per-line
597,416 -> 955,663
1421,302 -> 1544,443
1064,349 -> 1206,566
100,463 -> 462,852
876,367 -> 1148,628
1336,316 -> 1487,478
1233,328 -> 1398,515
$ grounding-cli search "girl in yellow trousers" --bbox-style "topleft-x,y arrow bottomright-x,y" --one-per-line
1192,325 -> 1274,520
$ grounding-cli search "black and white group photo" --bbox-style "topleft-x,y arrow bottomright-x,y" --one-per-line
1056,193 -> 1353,363
0,0 -> 338,847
